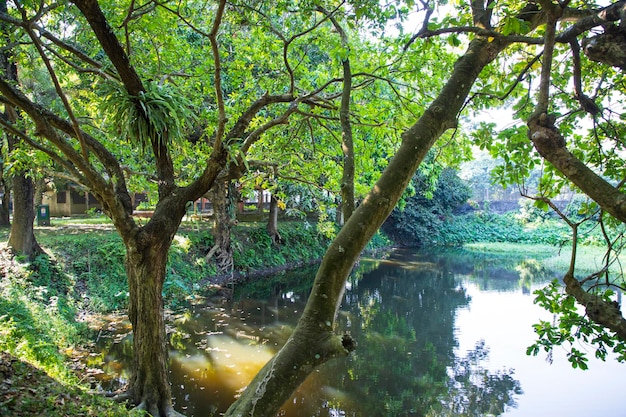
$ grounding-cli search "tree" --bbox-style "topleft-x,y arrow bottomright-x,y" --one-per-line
224,3 -> 513,415
0,0 -> 41,259
0,1 -> 404,415
468,0 -> 626,353
206,178 -> 236,280
228,0 -> 626,414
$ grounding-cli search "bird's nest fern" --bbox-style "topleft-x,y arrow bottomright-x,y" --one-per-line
100,80 -> 194,152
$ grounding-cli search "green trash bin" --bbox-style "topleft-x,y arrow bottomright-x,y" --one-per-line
37,204 -> 50,226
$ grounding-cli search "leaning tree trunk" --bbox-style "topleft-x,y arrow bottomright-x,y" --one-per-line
225,34 -> 508,417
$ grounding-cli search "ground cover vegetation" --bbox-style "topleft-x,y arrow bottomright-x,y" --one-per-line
0,244 -> 137,417
2,0 -> 626,416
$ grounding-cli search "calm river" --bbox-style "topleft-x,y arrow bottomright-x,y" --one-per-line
94,248 -> 626,416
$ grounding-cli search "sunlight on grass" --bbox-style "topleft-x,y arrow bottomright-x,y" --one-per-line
464,242 -> 626,277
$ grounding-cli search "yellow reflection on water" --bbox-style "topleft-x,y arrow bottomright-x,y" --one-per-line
171,334 -> 274,392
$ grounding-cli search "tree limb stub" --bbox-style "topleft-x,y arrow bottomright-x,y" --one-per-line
564,273 -> 626,340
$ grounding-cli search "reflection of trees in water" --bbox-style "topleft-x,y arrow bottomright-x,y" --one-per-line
93,250 -> 523,416
418,248 -> 556,293
431,340 -> 523,417
333,251 -> 522,416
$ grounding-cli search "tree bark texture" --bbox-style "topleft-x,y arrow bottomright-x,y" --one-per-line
563,272 -> 626,340
122,200 -> 188,417
208,180 -> 234,279
266,195 -> 283,245
7,174 -> 42,260
225,34 -> 508,417
125,236 -> 173,415
529,118 -> 626,224
0,183 -> 9,227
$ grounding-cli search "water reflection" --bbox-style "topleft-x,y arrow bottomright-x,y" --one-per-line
93,248 -> 532,416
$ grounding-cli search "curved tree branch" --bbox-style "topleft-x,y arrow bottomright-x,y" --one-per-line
208,0 -> 227,152
72,0 -> 145,96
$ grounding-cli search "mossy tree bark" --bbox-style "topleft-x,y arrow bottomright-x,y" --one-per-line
207,179 -> 234,279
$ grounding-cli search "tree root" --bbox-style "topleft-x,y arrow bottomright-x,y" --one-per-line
108,391 -> 133,402
132,401 -> 187,417
205,243 -> 220,262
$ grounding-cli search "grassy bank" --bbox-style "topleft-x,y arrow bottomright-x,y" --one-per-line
31,220 -> 390,312
464,241 -> 625,278
0,246 -> 134,417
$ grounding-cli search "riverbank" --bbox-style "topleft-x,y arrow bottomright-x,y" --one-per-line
0,213 -> 621,415
0,220 -> 391,416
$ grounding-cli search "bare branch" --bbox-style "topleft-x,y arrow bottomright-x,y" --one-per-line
25,24 -> 90,161
208,0 -> 227,152
241,103 -> 299,154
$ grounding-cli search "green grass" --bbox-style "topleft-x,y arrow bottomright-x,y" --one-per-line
464,242 -> 560,257
464,242 -> 626,277
49,215 -> 114,226
0,248 -> 133,417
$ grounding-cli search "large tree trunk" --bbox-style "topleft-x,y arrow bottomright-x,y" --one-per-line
117,200 -> 189,417
225,33 -> 508,417
125,231 -> 178,417
7,173 -> 42,260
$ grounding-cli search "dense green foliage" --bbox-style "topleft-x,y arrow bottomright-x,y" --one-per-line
527,280 -> 626,369
383,168 -> 472,246
2,0 -> 626,413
